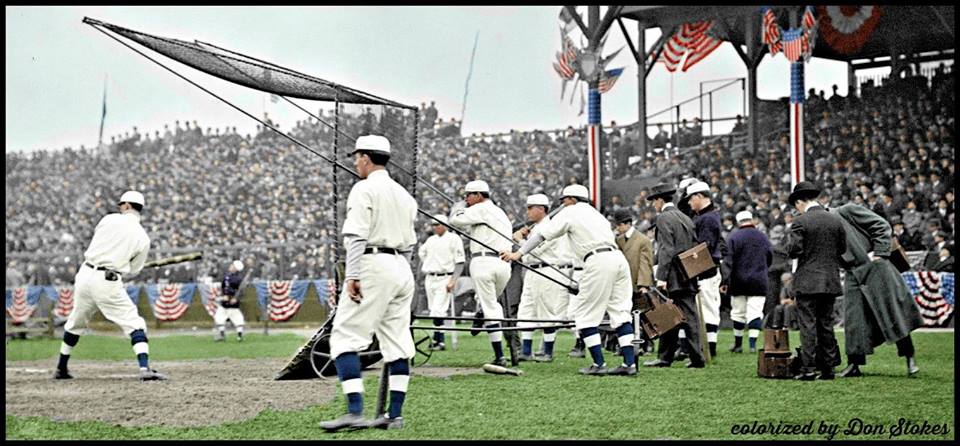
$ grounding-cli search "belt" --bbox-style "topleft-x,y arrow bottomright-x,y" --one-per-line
84,262 -> 110,271
574,267 -> 584,271
472,252 -> 500,258
364,247 -> 399,255
582,247 -> 615,263
528,263 -> 572,270
427,272 -> 453,277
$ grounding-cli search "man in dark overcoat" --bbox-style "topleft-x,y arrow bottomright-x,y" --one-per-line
642,183 -> 705,368
784,181 -> 846,380
831,203 -> 924,377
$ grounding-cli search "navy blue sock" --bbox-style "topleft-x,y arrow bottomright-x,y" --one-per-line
137,353 -> 149,368
489,324 -> 504,359
748,318 -> 762,350
543,329 -> 556,356
58,331 -> 80,370
335,353 -> 364,415
580,327 -> 605,366
522,338 -> 533,356
733,321 -> 745,330
615,323 -> 636,367
748,337 -> 757,350
388,360 -> 410,419
130,329 -> 149,369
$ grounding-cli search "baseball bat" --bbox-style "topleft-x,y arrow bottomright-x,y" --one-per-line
482,363 -> 523,376
143,251 -> 203,268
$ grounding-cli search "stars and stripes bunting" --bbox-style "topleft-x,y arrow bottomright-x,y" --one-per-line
598,67 -> 624,94
902,272 -> 954,327
5,287 -> 42,324
198,283 -> 223,317
54,287 -> 74,318
145,283 -> 196,321
651,21 -> 723,73
254,280 -> 312,322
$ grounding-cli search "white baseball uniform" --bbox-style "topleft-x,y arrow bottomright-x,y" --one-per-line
418,231 -> 465,319
449,199 -> 513,323
330,170 -> 419,363
535,203 -> 632,331
65,212 -> 151,336
517,215 -> 575,329
697,273 -> 722,327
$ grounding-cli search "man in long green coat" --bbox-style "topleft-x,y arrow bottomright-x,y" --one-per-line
832,203 -> 924,378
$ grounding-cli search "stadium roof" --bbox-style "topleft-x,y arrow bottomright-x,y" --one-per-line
619,5 -> 955,63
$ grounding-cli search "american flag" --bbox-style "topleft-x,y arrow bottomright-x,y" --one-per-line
903,271 -> 955,327
762,7 -> 781,49
556,51 -> 576,79
802,6 -> 816,30
653,21 -> 722,73
598,67 -> 624,94
782,28 -> 805,63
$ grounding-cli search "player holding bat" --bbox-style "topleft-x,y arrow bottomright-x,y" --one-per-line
214,260 -> 247,342
53,191 -> 168,381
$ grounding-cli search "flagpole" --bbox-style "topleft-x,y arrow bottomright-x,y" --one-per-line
97,74 -> 108,150
460,31 -> 479,128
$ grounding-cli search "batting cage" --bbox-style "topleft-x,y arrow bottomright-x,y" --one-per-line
82,18 -> 421,379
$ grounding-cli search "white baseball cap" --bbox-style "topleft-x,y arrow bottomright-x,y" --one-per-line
464,180 -> 490,193
526,194 -> 550,207
348,134 -> 391,156
432,214 -> 448,225
685,181 -> 710,196
678,177 -> 699,192
232,260 -> 244,271
118,190 -> 145,207
736,210 -> 754,223
561,184 -> 589,200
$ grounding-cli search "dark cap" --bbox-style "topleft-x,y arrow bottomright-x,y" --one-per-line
613,209 -> 634,224
788,181 -> 821,206
647,183 -> 677,201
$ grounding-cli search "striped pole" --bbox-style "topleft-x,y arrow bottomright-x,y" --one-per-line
789,61 -> 804,190
587,87 -> 602,209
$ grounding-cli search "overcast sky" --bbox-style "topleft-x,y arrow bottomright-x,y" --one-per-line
6,6 -> 861,153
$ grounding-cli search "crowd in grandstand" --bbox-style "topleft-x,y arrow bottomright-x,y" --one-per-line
5,65 -> 954,288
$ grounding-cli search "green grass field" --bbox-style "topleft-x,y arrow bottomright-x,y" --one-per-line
5,328 -> 955,440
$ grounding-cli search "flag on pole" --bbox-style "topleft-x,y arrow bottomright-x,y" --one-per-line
598,67 -> 624,94
782,28 -> 805,63
97,77 -> 107,148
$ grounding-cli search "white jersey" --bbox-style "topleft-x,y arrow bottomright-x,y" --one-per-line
418,231 -> 466,274
521,215 -> 576,266
537,202 -> 617,261
449,199 -> 513,254
82,212 -> 151,275
341,170 -> 418,249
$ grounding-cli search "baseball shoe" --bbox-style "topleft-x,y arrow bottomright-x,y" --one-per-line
139,368 -> 168,381
428,342 -> 446,351
578,364 -> 609,376
532,354 -> 554,363
53,368 -> 73,380
517,353 -> 534,362
367,415 -> 404,430
907,357 -> 919,376
214,334 -> 225,342
749,346 -> 757,354
642,359 -> 671,368
605,364 -> 638,376
237,336 -> 244,342
319,413 -> 368,432
839,364 -> 863,378
492,357 -> 507,367
568,346 -> 585,358
729,345 -> 743,353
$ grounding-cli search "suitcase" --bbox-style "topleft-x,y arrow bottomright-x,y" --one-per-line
757,350 -> 797,379
676,242 -> 716,281
888,238 -> 911,273
636,289 -> 686,340
763,328 -> 791,355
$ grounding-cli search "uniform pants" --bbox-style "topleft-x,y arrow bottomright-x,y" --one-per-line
795,293 -> 841,373
65,265 -> 146,336
330,253 -> 415,363
697,272 -> 722,326
569,251 -> 632,331
469,257 -> 510,322
518,266 -> 571,329
657,290 -> 705,365
214,306 -> 245,327
424,275 -> 453,319
730,295 -> 765,324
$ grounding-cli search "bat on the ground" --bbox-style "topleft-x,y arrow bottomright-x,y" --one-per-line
143,252 -> 203,268
482,363 -> 523,376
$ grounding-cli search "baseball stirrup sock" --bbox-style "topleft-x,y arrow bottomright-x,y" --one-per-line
521,331 -> 533,356
487,323 -> 504,359
387,360 -> 410,419
58,331 -> 81,370
580,327 -> 605,367
130,330 -> 149,368
335,353 -> 364,415
615,323 -> 636,367
705,324 -> 719,342
433,318 -> 445,343
543,329 -> 557,356
748,318 -> 761,349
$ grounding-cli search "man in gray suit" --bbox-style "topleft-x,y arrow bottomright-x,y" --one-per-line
642,183 -> 705,369
784,182 -> 846,381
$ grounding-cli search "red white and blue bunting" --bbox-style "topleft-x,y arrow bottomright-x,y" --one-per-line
902,272 -> 955,327
198,283 -> 223,317
762,6 -> 817,62
817,6 -> 882,55
254,280 -> 312,322
145,283 -> 197,321
5,286 -> 42,324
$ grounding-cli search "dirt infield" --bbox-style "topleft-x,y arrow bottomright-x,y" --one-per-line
5,358 -> 480,427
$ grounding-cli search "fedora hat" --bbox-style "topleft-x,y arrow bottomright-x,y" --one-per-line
646,183 -> 677,201
788,181 -> 821,206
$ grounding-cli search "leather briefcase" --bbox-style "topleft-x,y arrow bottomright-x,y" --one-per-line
676,242 -> 716,281
637,289 -> 686,340
763,328 -> 791,355
888,238 -> 911,273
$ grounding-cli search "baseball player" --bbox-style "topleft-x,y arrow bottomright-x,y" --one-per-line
686,181 -> 724,358
320,135 -> 418,432
215,260 -> 246,342
449,180 -> 513,367
53,191 -> 167,381
502,185 -> 637,376
512,193 -> 574,362
417,214 -> 465,351
721,211 -> 772,353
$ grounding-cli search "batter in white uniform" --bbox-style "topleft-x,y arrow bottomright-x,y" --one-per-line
321,135 -> 418,432
449,179 -> 513,366
214,260 -> 246,342
502,185 -> 637,376
54,191 -> 167,381
417,214 -> 465,351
